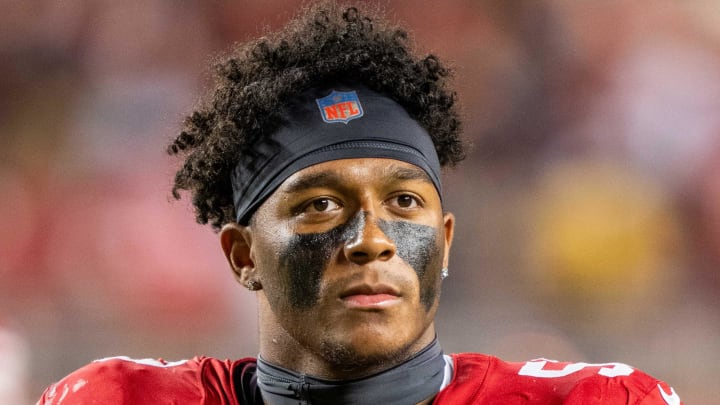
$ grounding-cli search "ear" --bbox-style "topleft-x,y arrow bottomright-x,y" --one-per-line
441,212 -> 455,268
220,223 -> 259,289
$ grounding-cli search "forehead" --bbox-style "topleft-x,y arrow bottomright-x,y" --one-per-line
279,158 -> 434,193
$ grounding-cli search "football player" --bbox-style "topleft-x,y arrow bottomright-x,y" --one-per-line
39,2 -> 682,404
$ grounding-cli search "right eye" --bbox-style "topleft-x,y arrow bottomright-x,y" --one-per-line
302,198 -> 341,214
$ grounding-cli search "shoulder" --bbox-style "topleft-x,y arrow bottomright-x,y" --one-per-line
37,356 -> 257,405
437,353 -> 682,404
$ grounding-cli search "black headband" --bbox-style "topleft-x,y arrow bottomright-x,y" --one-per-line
231,83 -> 442,224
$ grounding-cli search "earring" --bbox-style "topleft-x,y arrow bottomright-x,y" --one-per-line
246,280 -> 261,291
440,267 -> 449,280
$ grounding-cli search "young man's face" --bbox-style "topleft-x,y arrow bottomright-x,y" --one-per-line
223,158 -> 454,376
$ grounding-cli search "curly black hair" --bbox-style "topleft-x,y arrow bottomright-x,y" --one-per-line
168,1 -> 465,231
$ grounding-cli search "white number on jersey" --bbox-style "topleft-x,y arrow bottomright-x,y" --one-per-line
518,358 -> 634,378
93,356 -> 189,368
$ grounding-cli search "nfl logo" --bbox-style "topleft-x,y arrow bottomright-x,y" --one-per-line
315,90 -> 364,124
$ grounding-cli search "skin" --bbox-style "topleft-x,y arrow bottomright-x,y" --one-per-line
220,158 -> 454,397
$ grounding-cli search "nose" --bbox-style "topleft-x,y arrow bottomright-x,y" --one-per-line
343,211 -> 396,265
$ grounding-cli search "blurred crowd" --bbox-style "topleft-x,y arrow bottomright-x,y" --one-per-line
2,1 -> 719,403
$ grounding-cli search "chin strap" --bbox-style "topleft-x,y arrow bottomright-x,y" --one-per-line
256,339 -> 446,405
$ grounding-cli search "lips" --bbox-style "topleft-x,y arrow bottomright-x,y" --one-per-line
340,284 -> 401,308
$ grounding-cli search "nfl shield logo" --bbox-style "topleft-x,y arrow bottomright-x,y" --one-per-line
315,90 -> 364,124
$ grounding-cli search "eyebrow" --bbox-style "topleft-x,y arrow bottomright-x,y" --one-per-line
283,172 -> 345,194
282,164 -> 433,195
384,165 -> 432,183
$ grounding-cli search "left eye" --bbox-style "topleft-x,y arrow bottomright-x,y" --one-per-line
392,194 -> 419,209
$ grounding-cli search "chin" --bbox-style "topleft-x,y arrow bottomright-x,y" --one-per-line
314,327 -> 418,373
317,341 -> 407,374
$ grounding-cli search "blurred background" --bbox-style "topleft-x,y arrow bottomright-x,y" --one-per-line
2,1 -> 719,403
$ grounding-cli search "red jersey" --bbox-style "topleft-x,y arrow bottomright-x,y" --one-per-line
437,354 -> 682,404
38,354 -> 682,404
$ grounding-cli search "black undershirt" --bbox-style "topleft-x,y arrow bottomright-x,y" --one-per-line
234,361 -> 263,405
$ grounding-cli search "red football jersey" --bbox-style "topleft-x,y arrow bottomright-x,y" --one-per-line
38,356 -> 249,405
38,354 -> 683,404
436,354 -> 683,404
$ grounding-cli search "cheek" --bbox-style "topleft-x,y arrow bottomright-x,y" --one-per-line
275,218 -> 359,309
278,232 -> 335,309
378,220 -> 443,311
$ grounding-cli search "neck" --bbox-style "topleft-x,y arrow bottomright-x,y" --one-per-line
256,338 -> 446,405
259,331 -> 438,380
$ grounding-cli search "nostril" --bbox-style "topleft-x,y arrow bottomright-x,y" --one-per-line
346,245 -> 395,264
349,250 -> 372,265
378,248 -> 393,259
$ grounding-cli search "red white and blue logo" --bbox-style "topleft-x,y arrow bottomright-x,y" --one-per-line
315,90 -> 364,124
